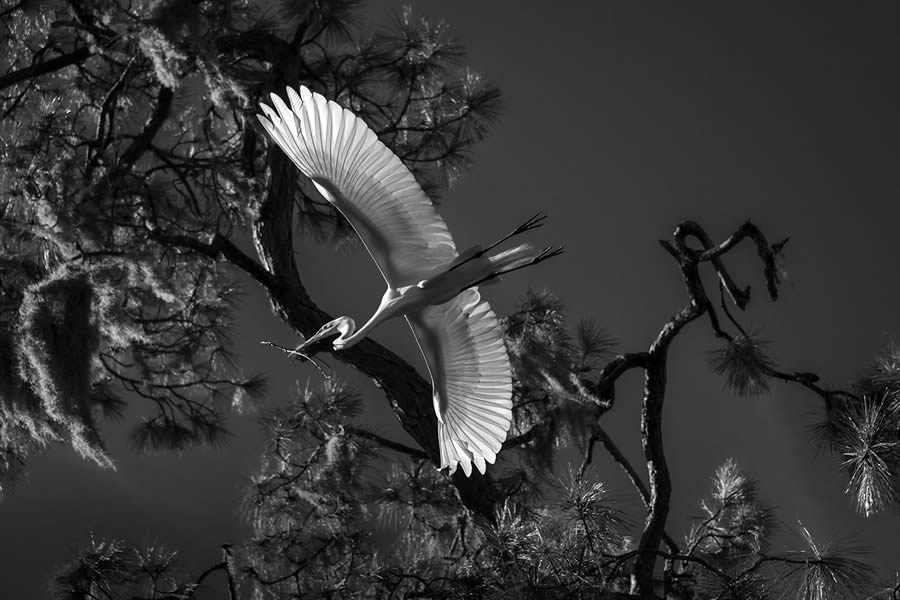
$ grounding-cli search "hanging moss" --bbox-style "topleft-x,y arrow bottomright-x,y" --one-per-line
15,269 -> 111,468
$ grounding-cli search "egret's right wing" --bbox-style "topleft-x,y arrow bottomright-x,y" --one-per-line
258,85 -> 458,288
406,288 -> 513,477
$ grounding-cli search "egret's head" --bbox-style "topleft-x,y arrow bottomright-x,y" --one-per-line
298,316 -> 357,352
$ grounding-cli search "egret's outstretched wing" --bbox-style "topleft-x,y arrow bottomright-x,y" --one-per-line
258,85 -> 457,288
406,288 -> 513,476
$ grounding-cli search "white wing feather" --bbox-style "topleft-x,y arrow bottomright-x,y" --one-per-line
406,288 -> 513,476
257,85 -> 458,287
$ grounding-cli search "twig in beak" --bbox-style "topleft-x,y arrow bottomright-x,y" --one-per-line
261,340 -> 333,380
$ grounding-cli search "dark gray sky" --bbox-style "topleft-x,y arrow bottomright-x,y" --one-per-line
3,1 -> 900,597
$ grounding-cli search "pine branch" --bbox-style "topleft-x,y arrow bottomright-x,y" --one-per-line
695,220 -> 787,302
632,219 -> 786,598
593,352 -> 650,403
592,425 -> 680,553
118,86 -> 174,172
147,228 -> 275,288
501,422 -> 551,450
85,84 -> 174,208
188,550 -> 236,599
0,46 -> 92,91
632,296 -> 702,598
346,426 -> 429,460
764,367 -> 857,411
222,545 -> 239,600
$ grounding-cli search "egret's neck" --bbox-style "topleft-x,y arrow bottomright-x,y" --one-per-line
336,288 -> 412,349
333,317 -> 358,346
338,309 -> 390,348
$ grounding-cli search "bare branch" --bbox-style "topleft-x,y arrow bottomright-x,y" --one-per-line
633,219 -> 786,597
693,220 -> 787,302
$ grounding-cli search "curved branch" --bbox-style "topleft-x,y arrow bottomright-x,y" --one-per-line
632,296 -> 702,598
632,219 -> 786,598
693,220 -> 787,302
593,352 -> 650,403
593,425 -> 680,554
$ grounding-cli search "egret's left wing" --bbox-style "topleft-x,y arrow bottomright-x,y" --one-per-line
406,288 -> 513,477
257,85 -> 457,288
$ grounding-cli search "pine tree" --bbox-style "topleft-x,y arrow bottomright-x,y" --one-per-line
0,0 -> 499,502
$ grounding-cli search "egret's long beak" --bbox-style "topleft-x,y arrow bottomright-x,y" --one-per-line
261,328 -> 335,380
299,325 -> 330,351
260,324 -> 332,360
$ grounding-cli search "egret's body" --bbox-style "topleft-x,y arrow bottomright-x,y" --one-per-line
258,85 -> 558,476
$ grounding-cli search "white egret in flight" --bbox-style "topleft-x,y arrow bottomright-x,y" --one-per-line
257,85 -> 560,477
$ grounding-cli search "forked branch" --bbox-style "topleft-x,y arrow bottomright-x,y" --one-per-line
631,219 -> 786,598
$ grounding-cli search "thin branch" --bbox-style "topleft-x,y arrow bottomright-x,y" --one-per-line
189,562 -> 226,597
118,86 -> 174,172
346,426 -> 429,460
502,410 -> 555,450
578,432 -> 599,478
672,220 -> 753,308
764,366 -> 858,411
147,227 -> 275,288
222,545 -> 239,600
694,220 -> 787,302
592,352 -> 650,403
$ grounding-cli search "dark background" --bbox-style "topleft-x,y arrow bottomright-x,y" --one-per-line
2,1 -> 899,597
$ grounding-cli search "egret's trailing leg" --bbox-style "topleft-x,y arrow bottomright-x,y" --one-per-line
471,245 -> 565,287
447,213 -> 549,273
